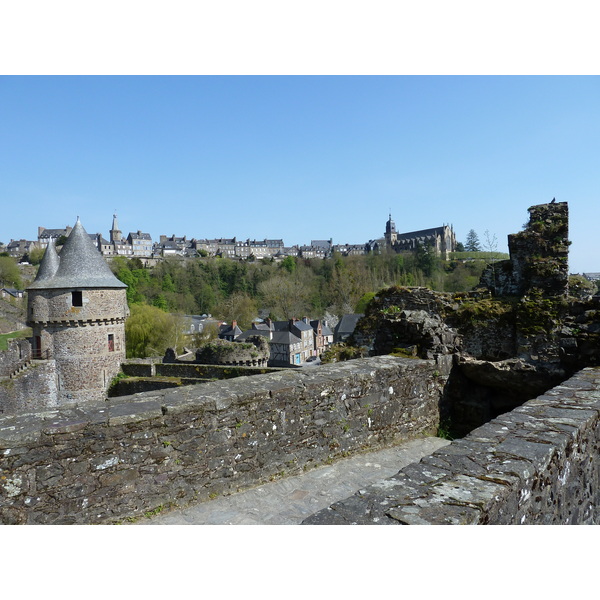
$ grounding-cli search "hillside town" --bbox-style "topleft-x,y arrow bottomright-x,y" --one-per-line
2,212 -> 458,263
0,212 -> 464,369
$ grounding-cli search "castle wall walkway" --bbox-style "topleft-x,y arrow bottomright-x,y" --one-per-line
139,437 -> 450,524
304,367 -> 600,524
0,355 -> 444,524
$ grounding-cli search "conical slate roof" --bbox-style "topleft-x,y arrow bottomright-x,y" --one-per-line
28,218 -> 127,290
32,239 -> 60,283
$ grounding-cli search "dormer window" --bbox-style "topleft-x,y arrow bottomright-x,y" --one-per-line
72,291 -> 83,306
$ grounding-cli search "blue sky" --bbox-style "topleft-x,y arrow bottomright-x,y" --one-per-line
1,75 -> 599,273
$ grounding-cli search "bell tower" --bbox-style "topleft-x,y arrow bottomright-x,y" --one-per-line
385,213 -> 397,246
110,212 -> 122,244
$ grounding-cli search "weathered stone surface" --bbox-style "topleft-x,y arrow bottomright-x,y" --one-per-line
0,355 -> 444,524
303,367 -> 600,525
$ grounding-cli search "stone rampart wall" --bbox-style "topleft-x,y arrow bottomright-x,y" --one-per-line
0,356 -> 444,524
304,367 -> 600,525
0,360 -> 58,415
155,363 -> 277,380
121,363 -> 280,380
0,339 -> 31,378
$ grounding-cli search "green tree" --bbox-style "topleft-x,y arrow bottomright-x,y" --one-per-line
125,304 -> 186,358
153,294 -> 169,311
281,256 -> 296,274
464,229 -> 481,252
355,292 -> 376,313
217,292 -> 258,330
0,256 -> 23,288
29,247 -> 46,266
193,320 -> 220,346
259,275 -> 312,320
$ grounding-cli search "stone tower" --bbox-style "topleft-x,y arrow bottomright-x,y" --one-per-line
110,213 -> 122,244
27,218 -> 129,404
385,213 -> 397,246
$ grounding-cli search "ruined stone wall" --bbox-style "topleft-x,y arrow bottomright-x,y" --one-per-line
0,356 -> 444,524
194,337 -> 270,367
0,360 -> 58,414
0,339 -> 32,378
304,367 -> 600,525
480,201 -> 570,298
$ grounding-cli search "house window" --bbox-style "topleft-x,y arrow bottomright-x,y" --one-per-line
108,334 -> 115,352
72,291 -> 83,307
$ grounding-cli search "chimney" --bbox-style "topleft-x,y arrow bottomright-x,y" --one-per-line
232,320 -> 237,329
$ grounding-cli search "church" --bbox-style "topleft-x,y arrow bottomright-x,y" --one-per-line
382,213 -> 457,259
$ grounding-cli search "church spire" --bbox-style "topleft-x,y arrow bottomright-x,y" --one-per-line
110,212 -> 122,244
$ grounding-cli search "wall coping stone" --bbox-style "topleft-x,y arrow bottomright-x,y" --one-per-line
303,367 -> 600,525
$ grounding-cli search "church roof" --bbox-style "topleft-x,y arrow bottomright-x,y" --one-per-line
395,226 -> 450,241
28,219 -> 127,290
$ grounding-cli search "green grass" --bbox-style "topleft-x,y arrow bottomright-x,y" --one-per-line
0,329 -> 31,351
450,251 -> 509,261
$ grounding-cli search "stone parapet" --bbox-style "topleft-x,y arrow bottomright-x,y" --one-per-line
0,338 -> 32,378
0,356 -> 444,524
303,367 -> 600,525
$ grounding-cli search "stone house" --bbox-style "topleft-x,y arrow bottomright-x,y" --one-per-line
193,238 -> 236,258
218,320 -> 243,341
310,319 -> 334,356
333,243 -> 368,256
156,234 -> 195,257
38,226 -> 72,249
233,239 -> 285,260
127,231 -> 153,257
246,317 -> 315,365
269,330 -> 304,366
7,239 -> 37,259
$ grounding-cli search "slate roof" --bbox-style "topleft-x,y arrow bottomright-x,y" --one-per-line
291,320 -> 312,332
128,231 -> 152,241
271,331 -> 301,345
1,288 -> 24,298
32,239 -> 60,283
321,324 -> 334,336
39,227 -> 70,239
28,219 -> 127,290
583,273 -> 600,281
395,226 -> 448,241
334,314 -> 364,339
219,323 -> 243,337
235,329 -> 270,342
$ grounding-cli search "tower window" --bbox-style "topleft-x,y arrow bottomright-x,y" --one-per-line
108,334 -> 115,352
72,291 -> 83,306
